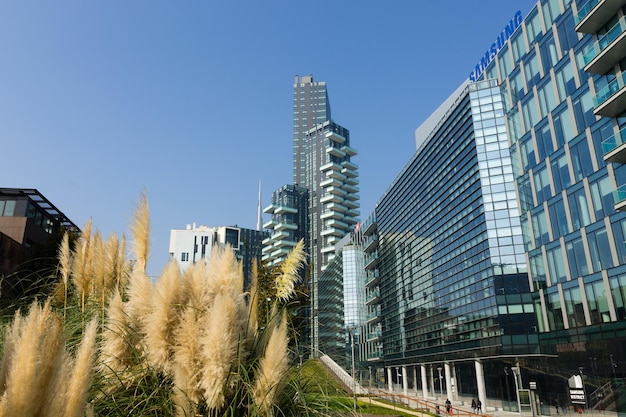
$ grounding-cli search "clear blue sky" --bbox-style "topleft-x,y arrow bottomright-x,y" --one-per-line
1,1 -> 538,276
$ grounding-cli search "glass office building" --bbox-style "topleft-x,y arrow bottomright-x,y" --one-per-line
473,0 -> 625,410
371,80 -> 537,407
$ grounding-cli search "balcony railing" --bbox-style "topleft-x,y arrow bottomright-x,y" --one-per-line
614,183 -> 626,206
594,73 -> 626,108
575,0 -> 601,25
602,125 -> 626,155
583,18 -> 626,72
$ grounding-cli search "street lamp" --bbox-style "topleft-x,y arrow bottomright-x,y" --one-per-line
504,367 -> 512,411
579,367 -> 588,411
348,326 -> 357,411
510,366 -> 522,417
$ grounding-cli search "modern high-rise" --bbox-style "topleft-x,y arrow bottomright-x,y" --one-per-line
290,75 -> 360,356
339,0 -> 626,412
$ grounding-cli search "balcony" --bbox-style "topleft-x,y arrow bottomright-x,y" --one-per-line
344,199 -> 359,209
262,218 -> 277,229
325,129 -> 346,144
326,218 -> 349,230
363,233 -> 378,253
271,230 -> 290,240
327,170 -> 346,181
343,183 -> 360,194
365,271 -> 380,287
583,18 -> 626,74
365,251 -> 379,270
275,220 -> 298,231
321,244 -> 335,254
344,192 -> 360,201
342,167 -> 358,178
367,350 -> 384,361
327,185 -> 347,197
346,208 -> 360,218
320,192 -> 342,204
320,209 -> 344,220
602,125 -> 626,163
320,162 -> 342,172
593,73 -> 626,117
342,160 -> 358,171
366,328 -> 382,341
326,202 -> 347,213
321,177 -> 342,188
366,311 -> 381,325
321,227 -> 344,237
326,145 -> 346,158
575,0 -> 626,33
614,184 -> 626,211
274,205 -> 298,215
341,144 -> 357,156
362,219 -> 377,236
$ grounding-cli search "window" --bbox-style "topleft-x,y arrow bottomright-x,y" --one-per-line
563,285 -> 586,327
547,290 -> 565,330
586,279 -> 611,324
535,121 -> 555,160
588,226 -> 614,271
555,60 -> 576,101
589,174 -> 615,219
556,13 -> 578,54
591,120 -> 615,166
610,274 -> 626,320
2,200 -> 16,217
520,133 -> 537,171
565,234 -> 589,278
537,78 -> 558,119
547,244 -> 568,284
553,104 -> 576,144
548,197 -> 569,238
534,165 -> 552,204
181,252 -> 189,262
572,89 -> 596,131
532,208 -> 550,247
511,31 -> 527,63
522,96 -> 540,133
569,136 -> 595,181
526,9 -> 543,46
525,52 -> 542,87
568,186 -> 592,229
542,0 -> 560,29
551,151 -> 572,194
499,45 -> 513,78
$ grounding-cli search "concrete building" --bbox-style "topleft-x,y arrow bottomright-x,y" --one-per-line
169,224 -> 268,286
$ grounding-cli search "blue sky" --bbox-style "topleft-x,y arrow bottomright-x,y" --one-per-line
1,1 -> 538,276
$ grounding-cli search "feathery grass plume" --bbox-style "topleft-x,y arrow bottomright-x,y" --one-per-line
205,246 -> 243,302
124,263 -> 153,334
171,362 -> 197,417
99,289 -> 133,379
172,306 -> 203,407
247,258 -> 259,341
62,319 -> 98,417
0,301 -> 63,416
102,232 -> 121,293
198,292 -> 241,410
116,234 -> 128,289
129,191 -> 150,272
144,260 -> 184,373
58,231 -> 72,318
253,310 -> 290,415
275,240 -> 306,301
0,310 -> 22,396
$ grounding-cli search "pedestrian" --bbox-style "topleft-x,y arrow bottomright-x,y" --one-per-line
471,398 -> 477,414
556,399 -> 560,415
476,399 -> 482,413
445,398 -> 452,414
562,403 -> 568,414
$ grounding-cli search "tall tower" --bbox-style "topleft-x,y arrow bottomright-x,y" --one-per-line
292,75 -> 360,356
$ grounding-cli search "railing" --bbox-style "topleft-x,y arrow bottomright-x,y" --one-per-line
601,125 -> 626,154
614,184 -> 626,204
574,0 -> 600,25
594,73 -> 626,108
583,18 -> 626,65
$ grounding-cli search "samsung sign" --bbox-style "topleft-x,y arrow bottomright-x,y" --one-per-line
469,10 -> 523,82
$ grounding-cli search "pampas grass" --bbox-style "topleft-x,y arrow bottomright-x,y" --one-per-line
0,193 -> 322,417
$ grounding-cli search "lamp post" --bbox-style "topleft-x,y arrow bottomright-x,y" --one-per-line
511,366 -> 522,417
348,326 -> 357,411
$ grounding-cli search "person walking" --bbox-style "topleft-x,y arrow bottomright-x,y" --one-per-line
445,398 -> 452,415
471,398 -> 477,414
555,399 -> 560,415
476,398 -> 482,413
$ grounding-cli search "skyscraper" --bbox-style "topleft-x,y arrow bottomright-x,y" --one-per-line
291,75 -> 360,355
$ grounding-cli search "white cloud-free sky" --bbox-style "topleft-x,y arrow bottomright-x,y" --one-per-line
0,1 -> 538,276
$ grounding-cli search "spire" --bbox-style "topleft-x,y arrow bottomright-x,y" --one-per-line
256,180 -> 262,231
